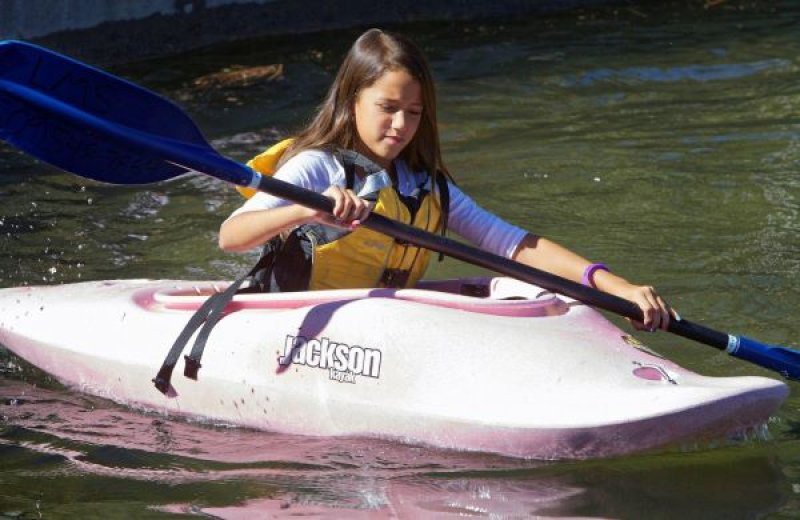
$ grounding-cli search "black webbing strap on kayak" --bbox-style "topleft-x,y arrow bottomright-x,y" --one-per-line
152,253 -> 274,394
182,277 -> 248,380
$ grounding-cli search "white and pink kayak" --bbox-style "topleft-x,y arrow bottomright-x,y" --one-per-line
0,277 -> 788,459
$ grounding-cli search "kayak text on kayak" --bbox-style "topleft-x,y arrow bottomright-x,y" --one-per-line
278,334 -> 382,383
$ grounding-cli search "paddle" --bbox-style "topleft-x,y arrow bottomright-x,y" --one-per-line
1,40 -> 798,380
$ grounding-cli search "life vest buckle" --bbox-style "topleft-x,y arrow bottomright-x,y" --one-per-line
380,268 -> 410,288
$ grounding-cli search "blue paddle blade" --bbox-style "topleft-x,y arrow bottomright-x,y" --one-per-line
0,40 -> 212,184
0,40 -> 208,143
729,336 -> 800,380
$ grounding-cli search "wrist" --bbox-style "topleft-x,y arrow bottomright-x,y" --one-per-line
292,203 -> 319,223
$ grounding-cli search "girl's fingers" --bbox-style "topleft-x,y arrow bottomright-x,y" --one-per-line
629,286 -> 671,332
355,199 -> 372,222
320,186 -> 371,225
656,295 -> 671,330
647,290 -> 663,330
323,186 -> 344,219
346,201 -> 375,230
617,284 -> 674,334
337,190 -> 354,220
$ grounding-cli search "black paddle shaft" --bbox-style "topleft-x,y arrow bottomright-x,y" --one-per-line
256,175 -> 732,351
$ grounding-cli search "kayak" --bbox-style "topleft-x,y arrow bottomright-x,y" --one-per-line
0,277 -> 788,459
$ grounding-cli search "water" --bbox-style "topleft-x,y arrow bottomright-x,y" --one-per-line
2,1 -> 800,517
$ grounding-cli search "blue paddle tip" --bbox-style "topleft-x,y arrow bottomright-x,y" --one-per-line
728,336 -> 800,380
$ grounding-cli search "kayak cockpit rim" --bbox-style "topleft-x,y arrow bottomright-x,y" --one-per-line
136,277 -> 572,318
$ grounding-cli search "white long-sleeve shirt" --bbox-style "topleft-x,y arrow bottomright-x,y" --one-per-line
230,149 -> 527,258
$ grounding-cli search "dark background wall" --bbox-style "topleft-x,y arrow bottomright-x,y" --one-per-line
1,0 -> 628,64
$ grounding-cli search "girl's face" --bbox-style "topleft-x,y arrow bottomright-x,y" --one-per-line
353,68 -> 423,170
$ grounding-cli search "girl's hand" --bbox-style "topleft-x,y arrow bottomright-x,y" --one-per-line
317,185 -> 372,229
620,284 -> 673,332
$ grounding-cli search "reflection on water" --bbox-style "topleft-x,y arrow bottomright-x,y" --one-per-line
2,0 -> 800,517
0,376 -> 792,518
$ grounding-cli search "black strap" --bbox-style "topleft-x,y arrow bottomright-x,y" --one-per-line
380,173 -> 450,283
433,172 -> 450,261
182,277 -> 247,380
152,252 -> 275,394
434,172 -> 449,237
344,155 -> 355,191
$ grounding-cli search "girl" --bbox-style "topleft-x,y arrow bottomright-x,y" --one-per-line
219,28 -> 671,331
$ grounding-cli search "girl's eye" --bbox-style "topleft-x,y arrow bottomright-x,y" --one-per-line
379,104 -> 422,117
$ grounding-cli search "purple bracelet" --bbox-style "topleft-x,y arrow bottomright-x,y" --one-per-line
581,263 -> 609,288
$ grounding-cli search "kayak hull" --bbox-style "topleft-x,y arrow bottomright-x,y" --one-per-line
0,278 -> 788,459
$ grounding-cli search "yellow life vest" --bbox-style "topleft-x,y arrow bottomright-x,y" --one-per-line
310,177 -> 442,290
237,137 -> 295,199
242,139 -> 446,290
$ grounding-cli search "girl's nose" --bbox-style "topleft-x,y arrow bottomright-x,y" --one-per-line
392,110 -> 406,130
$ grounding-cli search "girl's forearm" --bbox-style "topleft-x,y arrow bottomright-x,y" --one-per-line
511,234 -> 591,283
218,205 -> 315,252
512,234 -> 636,293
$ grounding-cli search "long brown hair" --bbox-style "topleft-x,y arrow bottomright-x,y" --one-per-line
282,28 -> 451,182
